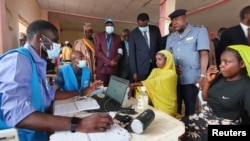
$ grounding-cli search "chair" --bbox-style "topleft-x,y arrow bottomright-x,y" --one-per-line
0,128 -> 19,141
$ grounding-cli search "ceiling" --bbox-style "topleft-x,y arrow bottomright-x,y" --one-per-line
37,0 -> 249,36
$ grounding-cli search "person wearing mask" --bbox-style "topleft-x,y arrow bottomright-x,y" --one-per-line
94,18 -> 122,86
0,20 -> 113,141
74,22 -> 96,81
129,13 -> 162,82
54,50 -> 103,100
166,9 -> 210,116
119,29 -> 131,80
180,45 -> 250,141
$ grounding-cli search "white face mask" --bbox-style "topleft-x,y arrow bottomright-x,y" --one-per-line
105,26 -> 114,34
139,26 -> 149,32
77,60 -> 87,68
46,43 -> 61,59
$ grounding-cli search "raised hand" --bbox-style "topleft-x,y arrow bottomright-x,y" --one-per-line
206,65 -> 219,82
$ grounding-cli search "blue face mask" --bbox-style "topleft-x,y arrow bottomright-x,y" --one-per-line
46,43 -> 61,59
77,60 -> 86,68
105,26 -> 114,34
40,35 -> 61,59
139,26 -> 149,32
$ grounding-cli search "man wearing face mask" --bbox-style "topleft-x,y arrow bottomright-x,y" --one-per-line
94,18 -> 122,86
54,50 -> 103,99
0,20 -> 113,141
129,13 -> 162,82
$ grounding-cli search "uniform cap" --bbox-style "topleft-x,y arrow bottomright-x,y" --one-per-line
104,18 -> 115,25
168,9 -> 187,20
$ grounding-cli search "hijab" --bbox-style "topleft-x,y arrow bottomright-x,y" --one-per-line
228,45 -> 250,77
141,50 -> 178,117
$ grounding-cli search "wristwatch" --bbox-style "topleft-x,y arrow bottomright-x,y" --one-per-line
78,89 -> 82,96
70,117 -> 81,133
200,74 -> 206,78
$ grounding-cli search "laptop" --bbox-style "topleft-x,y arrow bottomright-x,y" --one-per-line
89,75 -> 130,112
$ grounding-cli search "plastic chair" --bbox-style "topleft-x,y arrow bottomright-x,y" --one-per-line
0,128 -> 19,141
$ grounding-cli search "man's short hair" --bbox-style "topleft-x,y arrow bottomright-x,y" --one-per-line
137,13 -> 150,22
26,20 -> 58,40
240,5 -> 250,20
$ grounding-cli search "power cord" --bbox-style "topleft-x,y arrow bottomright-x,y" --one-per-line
103,97 -> 112,112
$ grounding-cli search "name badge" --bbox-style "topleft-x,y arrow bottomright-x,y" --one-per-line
186,36 -> 193,41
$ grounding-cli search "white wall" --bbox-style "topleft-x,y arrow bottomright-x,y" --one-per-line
60,30 -> 83,46
4,0 -> 41,51
1,0 -> 94,53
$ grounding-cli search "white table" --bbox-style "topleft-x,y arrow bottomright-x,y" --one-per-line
0,128 -> 19,141
53,97 -> 185,141
124,98 -> 185,141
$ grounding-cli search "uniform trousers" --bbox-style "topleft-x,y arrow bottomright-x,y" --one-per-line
177,84 -> 199,116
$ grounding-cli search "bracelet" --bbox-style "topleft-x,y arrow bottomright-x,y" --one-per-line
200,74 -> 206,78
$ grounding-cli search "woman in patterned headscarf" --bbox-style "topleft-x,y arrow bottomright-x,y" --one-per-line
180,45 -> 250,141
129,50 -> 178,117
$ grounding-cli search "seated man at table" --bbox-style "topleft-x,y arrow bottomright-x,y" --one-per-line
0,20 -> 113,141
54,50 -> 103,100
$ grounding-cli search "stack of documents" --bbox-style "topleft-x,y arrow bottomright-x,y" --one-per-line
49,124 -> 131,141
54,97 -> 100,115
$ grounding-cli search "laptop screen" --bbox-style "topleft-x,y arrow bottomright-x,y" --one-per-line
106,75 -> 129,105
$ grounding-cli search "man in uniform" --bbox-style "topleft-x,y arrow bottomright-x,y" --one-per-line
166,9 -> 210,116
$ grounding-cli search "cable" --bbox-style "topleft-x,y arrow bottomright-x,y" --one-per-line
103,97 -> 112,112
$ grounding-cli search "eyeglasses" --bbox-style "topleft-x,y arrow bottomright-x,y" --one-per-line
42,34 -> 53,43
40,34 -> 54,51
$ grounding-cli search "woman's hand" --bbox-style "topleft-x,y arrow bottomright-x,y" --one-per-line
206,65 -> 219,83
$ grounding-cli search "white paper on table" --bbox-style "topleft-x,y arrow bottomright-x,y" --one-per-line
54,97 -> 100,115
49,124 -> 131,141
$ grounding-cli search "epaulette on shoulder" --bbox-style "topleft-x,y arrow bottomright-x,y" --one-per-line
193,25 -> 204,28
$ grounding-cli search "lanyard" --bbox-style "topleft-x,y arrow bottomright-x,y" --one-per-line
106,35 -> 112,57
